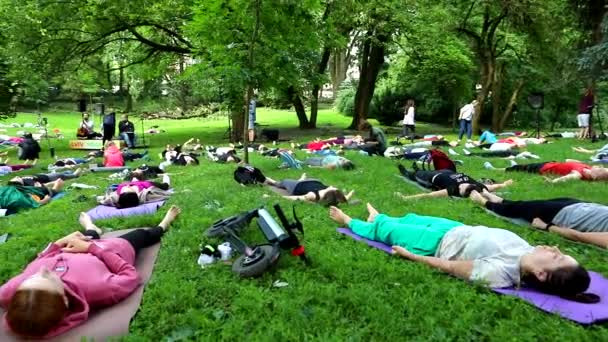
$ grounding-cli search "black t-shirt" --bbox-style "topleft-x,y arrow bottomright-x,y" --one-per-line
292,180 -> 327,196
119,120 -> 135,133
431,170 -> 485,197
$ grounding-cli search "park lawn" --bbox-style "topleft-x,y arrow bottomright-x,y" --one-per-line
1,109 -> 608,341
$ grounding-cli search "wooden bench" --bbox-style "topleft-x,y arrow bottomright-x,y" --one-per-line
69,139 -> 124,150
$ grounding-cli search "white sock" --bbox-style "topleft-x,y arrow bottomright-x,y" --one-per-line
448,148 -> 459,156
510,160 -> 518,167
163,174 -> 170,185
463,149 -> 471,155
484,161 -> 494,169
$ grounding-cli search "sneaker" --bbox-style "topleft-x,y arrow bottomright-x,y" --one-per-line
465,143 -> 475,149
509,160 -> 518,167
483,161 -> 494,170
448,148 -> 459,156
462,149 -> 471,156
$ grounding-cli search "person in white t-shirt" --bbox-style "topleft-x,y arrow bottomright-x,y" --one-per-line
329,203 -> 597,302
458,100 -> 478,141
400,99 -> 416,139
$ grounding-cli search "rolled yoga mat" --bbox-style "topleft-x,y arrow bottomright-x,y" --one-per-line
0,228 -> 162,341
336,227 -> 608,325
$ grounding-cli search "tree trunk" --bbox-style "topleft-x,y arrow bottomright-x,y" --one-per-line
490,63 -> 505,132
349,32 -> 386,130
125,88 -> 133,112
498,79 -> 524,131
330,49 -> 348,99
231,108 -> 244,142
472,59 -> 493,134
287,86 -> 309,128
309,47 -> 332,129
119,67 -> 124,94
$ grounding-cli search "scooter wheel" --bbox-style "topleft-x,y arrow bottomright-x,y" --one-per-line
232,244 -> 280,278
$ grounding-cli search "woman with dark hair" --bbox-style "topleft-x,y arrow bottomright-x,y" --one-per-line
7,169 -> 82,187
469,191 -> 608,249
329,203 -> 597,302
0,206 -> 180,339
396,164 -> 513,199
0,179 -> 66,214
97,175 -> 172,208
264,173 -> 354,206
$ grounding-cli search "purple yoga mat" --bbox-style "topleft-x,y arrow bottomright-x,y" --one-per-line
86,201 -> 166,221
337,227 -> 608,325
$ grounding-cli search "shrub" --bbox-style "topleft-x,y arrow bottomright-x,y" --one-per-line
335,86 -> 356,117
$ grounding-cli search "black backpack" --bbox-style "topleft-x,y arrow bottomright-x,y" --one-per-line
234,166 -> 266,185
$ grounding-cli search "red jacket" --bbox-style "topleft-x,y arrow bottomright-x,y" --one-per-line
0,239 -> 139,338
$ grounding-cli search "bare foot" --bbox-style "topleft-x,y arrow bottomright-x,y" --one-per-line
159,205 -> 181,231
52,178 -> 64,191
73,168 -> 83,176
329,206 -> 351,226
366,203 -> 379,222
481,190 -> 503,203
504,179 -> 513,186
79,212 -> 102,235
469,190 -> 487,206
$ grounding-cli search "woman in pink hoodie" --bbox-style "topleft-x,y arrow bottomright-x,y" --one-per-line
0,206 -> 181,339
103,141 -> 124,167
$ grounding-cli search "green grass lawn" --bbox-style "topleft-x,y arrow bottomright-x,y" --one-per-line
1,109 -> 608,340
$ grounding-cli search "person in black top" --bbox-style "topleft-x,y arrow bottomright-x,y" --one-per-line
102,112 -> 116,147
264,173 -> 354,206
18,133 -> 41,164
396,164 -> 513,199
118,114 -> 136,148
8,169 -> 82,187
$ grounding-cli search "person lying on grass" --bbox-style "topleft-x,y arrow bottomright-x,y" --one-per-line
395,164 -> 513,199
0,206 -> 181,339
572,145 -> 608,162
303,154 -> 355,170
264,173 -> 354,206
160,144 -> 199,170
0,179 -> 66,214
469,190 -> 608,249
97,174 -> 172,208
206,146 -> 241,163
329,204 -> 597,302
484,160 -> 608,183
124,165 -> 165,181
7,169 -> 83,187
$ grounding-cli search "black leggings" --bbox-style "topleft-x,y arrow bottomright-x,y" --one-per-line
485,198 -> 581,223
505,162 -> 548,174
470,150 -> 516,158
84,227 -> 164,254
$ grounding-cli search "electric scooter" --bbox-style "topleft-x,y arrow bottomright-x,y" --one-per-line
206,204 -> 309,278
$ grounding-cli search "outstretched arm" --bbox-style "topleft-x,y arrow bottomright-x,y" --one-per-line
396,189 -> 448,200
532,218 -> 608,249
392,246 -> 473,279
549,171 -> 582,183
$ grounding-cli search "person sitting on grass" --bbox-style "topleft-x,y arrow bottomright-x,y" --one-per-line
17,133 -> 41,165
76,113 -> 102,139
0,179 -> 66,215
329,203 -> 597,302
264,173 -> 354,206
354,121 -> 388,156
395,164 -> 513,199
97,174 -> 172,208
0,206 -> 180,339
469,190 -> 608,249
483,160 -> 608,183
103,141 -> 124,167
118,114 -> 136,148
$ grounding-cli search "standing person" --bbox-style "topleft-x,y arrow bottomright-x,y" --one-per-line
118,114 -> 136,148
577,88 -> 594,140
248,95 -> 257,142
458,100 -> 478,142
102,111 -> 116,148
401,99 -> 416,139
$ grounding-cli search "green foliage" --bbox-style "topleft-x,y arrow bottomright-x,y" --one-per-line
369,84 -> 408,126
335,85 -> 356,117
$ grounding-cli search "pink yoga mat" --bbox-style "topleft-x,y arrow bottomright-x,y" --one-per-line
0,229 -> 161,341
337,227 -> 608,325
